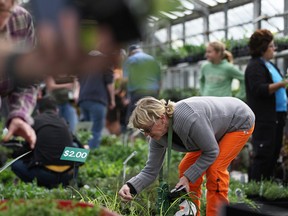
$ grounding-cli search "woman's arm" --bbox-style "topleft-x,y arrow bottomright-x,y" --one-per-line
45,76 -> 75,92
184,117 -> 219,183
126,139 -> 167,194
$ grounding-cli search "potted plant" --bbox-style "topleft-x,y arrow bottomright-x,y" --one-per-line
243,180 -> 288,209
275,36 -> 288,52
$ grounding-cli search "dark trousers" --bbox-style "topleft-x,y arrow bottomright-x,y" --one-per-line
11,160 -> 77,189
249,112 -> 286,181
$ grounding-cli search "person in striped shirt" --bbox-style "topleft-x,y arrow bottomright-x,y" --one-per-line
0,0 -> 37,148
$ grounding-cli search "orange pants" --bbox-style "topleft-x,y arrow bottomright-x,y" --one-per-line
178,126 -> 254,216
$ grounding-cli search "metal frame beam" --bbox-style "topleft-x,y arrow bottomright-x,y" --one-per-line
253,0 -> 261,30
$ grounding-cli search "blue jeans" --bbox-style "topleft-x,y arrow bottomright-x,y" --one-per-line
79,100 -> 107,149
11,160 -> 76,189
58,103 -> 78,134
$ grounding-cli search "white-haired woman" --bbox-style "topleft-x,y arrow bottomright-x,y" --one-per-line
118,96 -> 255,216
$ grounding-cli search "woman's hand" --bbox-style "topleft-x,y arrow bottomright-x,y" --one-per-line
175,176 -> 190,192
118,184 -> 134,201
283,79 -> 288,88
3,117 -> 36,149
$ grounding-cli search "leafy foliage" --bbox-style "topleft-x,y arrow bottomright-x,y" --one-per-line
0,199 -> 100,216
243,180 -> 288,201
1,134 -> 288,215
75,130 -> 93,145
160,88 -> 200,102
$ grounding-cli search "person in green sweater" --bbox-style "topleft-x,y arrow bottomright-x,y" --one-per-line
199,41 -> 245,100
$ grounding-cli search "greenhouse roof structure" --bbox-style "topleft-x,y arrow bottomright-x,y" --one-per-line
150,0 -> 285,27
145,0 -> 287,49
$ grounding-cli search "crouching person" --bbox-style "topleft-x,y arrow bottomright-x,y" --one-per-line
12,96 -> 78,189
118,96 -> 255,216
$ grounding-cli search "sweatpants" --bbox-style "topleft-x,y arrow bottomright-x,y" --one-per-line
178,126 -> 254,216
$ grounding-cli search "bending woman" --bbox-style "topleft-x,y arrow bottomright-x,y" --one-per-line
118,96 -> 255,216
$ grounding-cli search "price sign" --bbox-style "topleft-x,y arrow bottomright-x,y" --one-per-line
60,147 -> 90,163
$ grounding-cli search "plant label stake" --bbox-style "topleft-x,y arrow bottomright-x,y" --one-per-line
60,147 -> 90,187
122,151 -> 137,184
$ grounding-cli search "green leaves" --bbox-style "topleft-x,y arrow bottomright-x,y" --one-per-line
75,130 -> 93,146
243,180 -> 288,201
0,199 -> 100,216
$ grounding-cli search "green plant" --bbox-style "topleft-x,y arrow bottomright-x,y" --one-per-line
160,88 -> 200,102
261,181 -> 288,201
6,133 -> 286,215
243,180 -> 288,201
0,199 -> 100,216
243,181 -> 260,197
75,130 -> 93,145
275,36 -> 288,51
158,48 -> 182,66
101,135 -> 122,147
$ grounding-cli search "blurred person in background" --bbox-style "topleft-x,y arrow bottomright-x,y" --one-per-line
11,96 -> 77,189
106,80 -> 128,135
123,44 -> 161,127
45,76 -> 79,134
245,29 -> 288,182
0,0 -> 37,148
199,41 -> 245,100
0,0 -> 152,147
106,49 -> 129,135
0,0 -> 147,82
78,50 -> 115,149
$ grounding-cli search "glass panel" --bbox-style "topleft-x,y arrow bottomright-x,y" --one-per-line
155,29 -> 168,43
171,23 -> 183,41
209,12 -> 224,31
210,31 -> 225,41
228,24 -> 253,40
261,0 -> 284,16
261,17 -> 284,33
228,3 -> 253,26
261,0 -> 284,33
199,0 -> 217,7
185,18 -> 204,36
180,0 -> 194,10
186,35 -> 204,46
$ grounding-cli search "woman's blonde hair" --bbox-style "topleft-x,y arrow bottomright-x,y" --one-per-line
223,50 -> 234,63
208,41 -> 234,63
128,97 -> 175,129
208,41 -> 225,59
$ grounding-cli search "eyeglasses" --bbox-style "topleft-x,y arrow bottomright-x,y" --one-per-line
139,122 -> 155,134
268,44 -> 276,49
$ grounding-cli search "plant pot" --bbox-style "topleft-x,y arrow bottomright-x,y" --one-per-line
256,198 -> 288,209
247,196 -> 288,209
